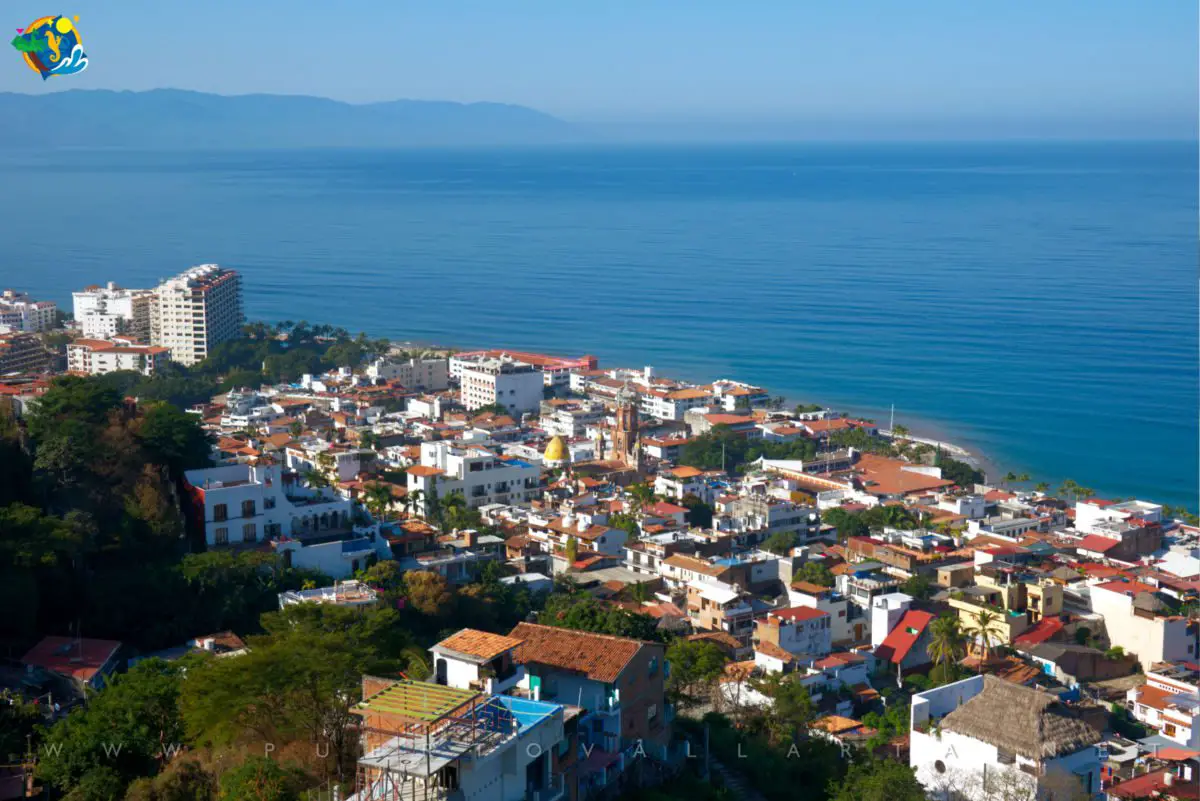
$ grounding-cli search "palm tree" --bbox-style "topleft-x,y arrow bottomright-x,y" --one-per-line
1058,478 -> 1080,502
1002,471 -> 1018,489
1035,481 -> 1050,495
927,616 -> 967,680
964,609 -> 1006,668
892,424 -> 910,440
402,489 -> 425,519
1017,473 -> 1031,484
363,483 -> 395,523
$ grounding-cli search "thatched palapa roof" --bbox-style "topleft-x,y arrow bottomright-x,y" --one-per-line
940,676 -> 1100,760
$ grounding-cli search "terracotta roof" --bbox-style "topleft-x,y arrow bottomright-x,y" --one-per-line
407,465 -> 446,477
874,609 -> 934,665
1075,535 -> 1121,554
667,466 -> 703,479
1095,578 -> 1158,596
434,629 -> 523,662
645,501 -> 688,516
664,554 -> 726,577
790,580 -> 832,596
687,631 -> 742,650
22,636 -> 122,683
1013,617 -> 1064,647
508,622 -> 646,683
811,715 -> 865,735
755,641 -> 798,662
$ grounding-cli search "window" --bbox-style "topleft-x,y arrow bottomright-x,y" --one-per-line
214,527 -> 229,545
934,760 -> 946,775
213,504 -> 228,522
264,496 -> 276,510
1165,723 -> 1177,737
647,704 -> 658,723
242,500 -> 256,518
243,524 -> 257,543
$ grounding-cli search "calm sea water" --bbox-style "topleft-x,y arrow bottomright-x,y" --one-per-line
1,143 -> 1195,507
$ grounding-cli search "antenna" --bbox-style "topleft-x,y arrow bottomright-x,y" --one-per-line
890,404 -> 895,434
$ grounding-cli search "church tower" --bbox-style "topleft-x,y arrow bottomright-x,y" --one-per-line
612,385 -> 639,466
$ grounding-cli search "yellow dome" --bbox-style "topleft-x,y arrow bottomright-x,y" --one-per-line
544,435 -> 567,463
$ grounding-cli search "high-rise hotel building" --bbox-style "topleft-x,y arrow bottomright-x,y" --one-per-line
150,265 -> 244,366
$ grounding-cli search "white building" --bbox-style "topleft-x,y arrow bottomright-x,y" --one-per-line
278,580 -> 380,610
72,282 -> 153,341
754,606 -> 832,661
1089,578 -> 1196,670
150,265 -> 243,366
182,462 -> 354,550
0,289 -> 57,333
910,675 -> 1102,801
406,440 -> 541,514
788,582 -> 854,643
365,356 -> 449,390
459,357 -> 543,415
1127,665 -> 1200,748
67,339 -> 170,376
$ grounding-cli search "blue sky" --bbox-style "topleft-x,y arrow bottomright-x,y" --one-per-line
2,1 -> 1195,136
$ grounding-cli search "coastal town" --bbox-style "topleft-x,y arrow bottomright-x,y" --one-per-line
2,266 -> 1198,801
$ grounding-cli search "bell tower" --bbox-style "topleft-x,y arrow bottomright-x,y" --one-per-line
612,385 -> 639,466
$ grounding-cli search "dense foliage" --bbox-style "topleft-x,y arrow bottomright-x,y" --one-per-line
680,427 -> 817,473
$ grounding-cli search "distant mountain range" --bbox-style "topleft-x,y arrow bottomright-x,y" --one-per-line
0,89 -> 576,148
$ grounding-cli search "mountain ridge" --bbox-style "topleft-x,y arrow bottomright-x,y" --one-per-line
0,88 -> 576,148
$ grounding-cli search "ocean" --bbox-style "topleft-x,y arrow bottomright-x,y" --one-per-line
1,142 -> 1195,507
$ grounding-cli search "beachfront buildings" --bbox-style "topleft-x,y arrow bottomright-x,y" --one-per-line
459,356 -> 544,415
406,441 -> 542,515
150,265 -> 243,366
72,282 -> 155,341
67,338 -> 170,376
365,356 -> 450,390
910,675 -> 1102,801
0,289 -> 57,333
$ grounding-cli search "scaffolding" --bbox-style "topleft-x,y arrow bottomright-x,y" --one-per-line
351,679 -> 521,801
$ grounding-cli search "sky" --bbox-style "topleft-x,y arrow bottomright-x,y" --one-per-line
1,1 -> 1196,138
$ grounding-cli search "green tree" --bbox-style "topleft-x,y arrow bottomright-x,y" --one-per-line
902,573 -> 934,600
936,454 -> 984,489
217,758 -> 304,801
964,608 -> 1005,666
927,614 -> 967,678
762,530 -> 799,555
608,512 -> 641,539
135,403 -> 213,477
363,482 -> 396,522
627,482 -> 657,513
795,561 -> 834,587
828,758 -> 926,801
38,659 -> 185,797
666,640 -> 727,708
564,536 -> 579,564
749,672 -> 815,744
403,570 -> 454,618
123,759 -> 217,801
681,493 -> 714,528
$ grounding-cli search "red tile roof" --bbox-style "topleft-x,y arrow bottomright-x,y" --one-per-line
1012,617 -> 1064,646
22,636 -> 122,683
434,629 -> 523,661
1095,578 -> 1158,596
1075,535 -> 1120,554
508,622 -> 646,683
874,610 -> 935,665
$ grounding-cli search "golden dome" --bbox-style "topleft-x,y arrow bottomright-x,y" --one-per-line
544,435 -> 568,463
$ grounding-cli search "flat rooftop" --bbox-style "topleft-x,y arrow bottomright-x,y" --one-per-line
358,680 -> 480,723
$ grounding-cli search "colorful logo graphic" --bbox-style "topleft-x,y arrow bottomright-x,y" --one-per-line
11,15 -> 88,80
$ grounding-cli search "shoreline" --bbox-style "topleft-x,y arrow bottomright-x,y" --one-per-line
381,337 -> 1002,482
